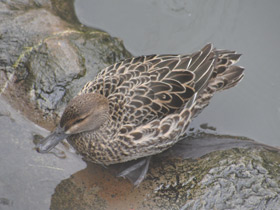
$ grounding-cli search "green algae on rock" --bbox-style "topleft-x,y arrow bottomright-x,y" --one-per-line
0,0 -> 131,130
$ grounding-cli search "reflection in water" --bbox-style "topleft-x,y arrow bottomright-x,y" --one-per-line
0,197 -> 13,207
0,96 -> 86,210
167,131 -> 280,159
33,134 -> 68,159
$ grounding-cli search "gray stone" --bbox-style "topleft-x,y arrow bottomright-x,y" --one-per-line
0,0 -> 131,129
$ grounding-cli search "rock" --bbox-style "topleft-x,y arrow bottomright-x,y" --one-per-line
0,0 -> 131,130
49,145 -> 280,210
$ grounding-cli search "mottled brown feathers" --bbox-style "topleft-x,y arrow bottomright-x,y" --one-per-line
61,43 -> 244,165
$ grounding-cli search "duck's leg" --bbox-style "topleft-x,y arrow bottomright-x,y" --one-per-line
117,156 -> 151,186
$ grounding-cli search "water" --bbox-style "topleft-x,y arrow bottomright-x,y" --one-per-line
75,0 -> 280,146
0,96 -> 86,210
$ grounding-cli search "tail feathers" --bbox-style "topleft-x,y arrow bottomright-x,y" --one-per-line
214,49 -> 242,75
209,65 -> 244,91
190,49 -> 244,118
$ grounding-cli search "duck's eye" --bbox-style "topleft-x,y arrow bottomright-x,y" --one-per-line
73,117 -> 86,125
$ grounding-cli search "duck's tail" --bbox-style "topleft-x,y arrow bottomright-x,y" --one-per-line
191,48 -> 245,117
212,49 -> 244,90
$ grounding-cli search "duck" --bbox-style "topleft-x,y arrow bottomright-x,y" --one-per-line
36,43 -> 244,185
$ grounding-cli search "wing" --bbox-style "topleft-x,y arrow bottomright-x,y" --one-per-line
81,44 -> 215,129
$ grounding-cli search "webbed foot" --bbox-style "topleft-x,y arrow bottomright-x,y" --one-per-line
117,156 -> 151,186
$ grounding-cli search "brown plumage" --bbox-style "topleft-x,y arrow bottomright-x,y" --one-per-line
37,43 -> 244,168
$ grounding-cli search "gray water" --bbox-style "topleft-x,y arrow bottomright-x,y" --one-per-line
0,96 -> 86,209
75,0 -> 280,146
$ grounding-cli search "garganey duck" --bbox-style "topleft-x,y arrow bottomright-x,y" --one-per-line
37,44 -> 244,185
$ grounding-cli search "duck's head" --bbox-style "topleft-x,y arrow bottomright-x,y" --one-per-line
36,93 -> 109,153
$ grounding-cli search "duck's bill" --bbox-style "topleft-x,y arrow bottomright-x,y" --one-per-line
36,127 -> 68,153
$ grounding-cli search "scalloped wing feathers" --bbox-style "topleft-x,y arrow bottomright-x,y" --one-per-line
78,43 -> 244,164
82,44 -> 215,125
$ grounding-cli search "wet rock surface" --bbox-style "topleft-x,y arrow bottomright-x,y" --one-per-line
49,146 -> 280,210
0,0 -> 131,130
0,0 -> 280,210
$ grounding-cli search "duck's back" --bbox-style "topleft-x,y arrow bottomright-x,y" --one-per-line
75,43 -> 244,164
81,44 -> 241,126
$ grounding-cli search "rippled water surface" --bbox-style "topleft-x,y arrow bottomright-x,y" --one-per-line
75,0 -> 280,146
